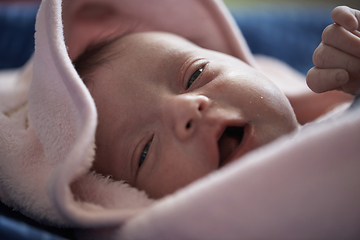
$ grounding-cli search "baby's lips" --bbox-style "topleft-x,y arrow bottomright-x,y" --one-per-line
218,123 -> 254,167
199,109 -> 247,167
218,126 -> 245,166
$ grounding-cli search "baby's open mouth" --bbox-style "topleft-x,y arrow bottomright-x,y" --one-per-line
218,126 -> 245,167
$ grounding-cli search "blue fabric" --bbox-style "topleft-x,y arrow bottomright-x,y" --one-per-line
0,215 -> 68,240
232,6 -> 333,75
0,201 -> 75,240
0,3 -> 38,69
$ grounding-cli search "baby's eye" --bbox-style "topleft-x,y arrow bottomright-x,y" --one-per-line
139,141 -> 151,168
187,67 -> 203,89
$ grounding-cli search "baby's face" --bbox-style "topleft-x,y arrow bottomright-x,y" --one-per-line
89,32 -> 298,198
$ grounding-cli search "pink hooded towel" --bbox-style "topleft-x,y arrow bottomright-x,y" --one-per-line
0,0 -> 359,239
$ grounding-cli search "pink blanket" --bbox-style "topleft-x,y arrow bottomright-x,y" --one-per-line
0,0 -> 359,239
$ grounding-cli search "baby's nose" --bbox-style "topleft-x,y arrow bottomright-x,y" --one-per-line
166,94 -> 210,141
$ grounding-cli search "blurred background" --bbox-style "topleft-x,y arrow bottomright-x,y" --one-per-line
0,0 -> 360,75
224,0 -> 360,9
222,0 -> 360,75
1,0 -> 360,74
1,0 -> 359,74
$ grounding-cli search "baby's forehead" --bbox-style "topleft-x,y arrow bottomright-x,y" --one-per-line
109,32 -> 198,54
90,32 -> 200,74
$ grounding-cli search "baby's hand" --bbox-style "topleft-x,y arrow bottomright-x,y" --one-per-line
306,6 -> 360,95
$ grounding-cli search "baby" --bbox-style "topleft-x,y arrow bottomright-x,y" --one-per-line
74,6 -> 360,199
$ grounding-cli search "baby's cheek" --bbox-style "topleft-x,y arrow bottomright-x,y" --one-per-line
137,152 -> 215,198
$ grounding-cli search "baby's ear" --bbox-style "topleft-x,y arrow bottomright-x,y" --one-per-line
61,0 -> 257,67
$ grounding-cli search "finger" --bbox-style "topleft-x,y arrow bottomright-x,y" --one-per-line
313,43 -> 360,75
306,67 -> 349,93
322,24 -> 360,58
332,6 -> 360,31
341,78 -> 360,95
